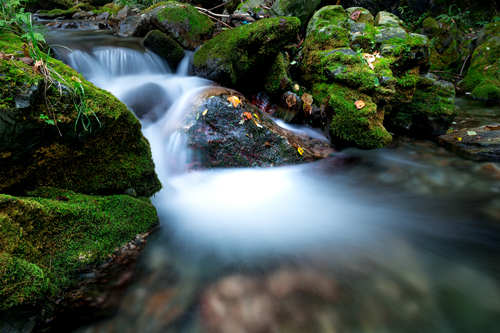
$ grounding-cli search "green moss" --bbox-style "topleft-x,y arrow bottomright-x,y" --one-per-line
0,33 -> 161,196
264,52 -> 291,96
313,83 -> 392,149
150,1 -> 214,49
37,3 -> 89,18
193,17 -> 300,89
461,26 -> 500,102
303,5 -> 349,55
0,188 -> 158,310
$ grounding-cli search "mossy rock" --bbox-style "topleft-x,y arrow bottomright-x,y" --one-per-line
143,29 -> 185,70
264,52 -> 292,96
461,22 -> 500,102
0,187 -> 158,310
146,1 -> 214,50
271,0 -> 322,26
387,73 -> 456,137
0,33 -> 161,196
303,5 -> 350,55
193,17 -> 300,90
313,82 -> 392,149
37,3 -> 89,19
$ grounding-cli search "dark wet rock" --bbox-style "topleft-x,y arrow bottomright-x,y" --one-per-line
96,11 -> 110,21
121,82 -> 171,121
116,5 -> 130,21
143,30 -> 185,70
118,15 -> 144,37
72,10 -> 95,20
0,33 -> 160,196
192,17 -> 300,91
438,124 -> 500,162
460,21 -> 500,102
185,87 -> 334,168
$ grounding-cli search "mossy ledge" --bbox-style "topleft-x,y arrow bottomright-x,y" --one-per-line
0,187 -> 158,311
0,33 -> 161,196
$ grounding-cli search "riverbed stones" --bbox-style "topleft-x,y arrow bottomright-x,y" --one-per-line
438,124 -> 500,161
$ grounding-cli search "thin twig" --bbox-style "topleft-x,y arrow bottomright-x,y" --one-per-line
459,53 -> 470,76
196,9 -> 232,29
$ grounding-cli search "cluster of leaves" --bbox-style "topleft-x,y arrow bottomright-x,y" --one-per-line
0,0 -> 99,132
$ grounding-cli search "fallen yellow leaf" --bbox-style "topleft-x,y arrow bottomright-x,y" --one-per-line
297,147 -> 304,156
457,137 -> 463,142
202,109 -> 208,116
228,95 -> 242,108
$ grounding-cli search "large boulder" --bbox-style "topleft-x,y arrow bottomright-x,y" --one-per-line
0,187 -> 158,311
192,17 -> 300,90
0,33 -> 161,196
184,88 -> 334,168
460,21 -> 500,102
299,5 -> 439,148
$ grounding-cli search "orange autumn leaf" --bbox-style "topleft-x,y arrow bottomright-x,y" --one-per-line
354,100 -> 366,109
228,95 -> 242,108
242,112 -> 252,120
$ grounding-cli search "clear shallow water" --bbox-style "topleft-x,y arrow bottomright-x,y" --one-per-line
47,31 -> 500,333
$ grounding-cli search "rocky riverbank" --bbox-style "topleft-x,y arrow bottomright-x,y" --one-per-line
1,0 -> 499,330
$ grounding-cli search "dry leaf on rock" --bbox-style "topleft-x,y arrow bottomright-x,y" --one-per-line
354,100 -> 366,109
228,96 -> 242,108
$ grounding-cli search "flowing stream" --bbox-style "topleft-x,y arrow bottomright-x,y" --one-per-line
48,31 -> 500,333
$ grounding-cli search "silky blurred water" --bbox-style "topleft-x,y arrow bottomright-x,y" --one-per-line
46,30 -> 500,333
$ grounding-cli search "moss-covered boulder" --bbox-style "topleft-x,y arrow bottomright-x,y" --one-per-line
313,82 -> 392,149
460,21 -> 500,102
422,16 -> 473,74
0,187 -> 158,310
193,17 -> 300,90
0,33 -> 161,196
143,29 -> 185,69
297,5 -> 447,148
385,73 -> 456,137
142,1 -> 214,50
